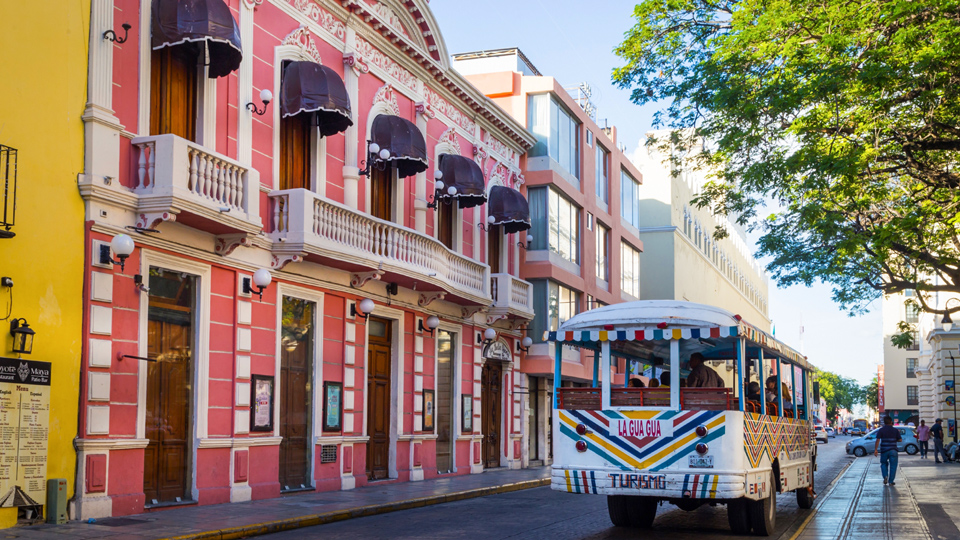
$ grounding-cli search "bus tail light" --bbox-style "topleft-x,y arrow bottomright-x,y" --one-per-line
696,443 -> 709,454
696,425 -> 708,437
576,423 -> 587,436
576,440 -> 588,453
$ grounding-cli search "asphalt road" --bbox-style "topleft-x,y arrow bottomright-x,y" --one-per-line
260,437 -> 853,539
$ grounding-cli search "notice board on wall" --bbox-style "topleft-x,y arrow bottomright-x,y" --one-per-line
0,357 -> 51,508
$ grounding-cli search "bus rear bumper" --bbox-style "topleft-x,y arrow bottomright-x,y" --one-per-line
552,467 -> 748,500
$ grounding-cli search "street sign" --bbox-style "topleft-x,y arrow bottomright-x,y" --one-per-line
947,380 -> 955,391
947,395 -> 956,407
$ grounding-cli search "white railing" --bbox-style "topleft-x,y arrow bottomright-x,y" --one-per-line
131,134 -> 258,222
490,273 -> 534,315
271,189 -> 489,298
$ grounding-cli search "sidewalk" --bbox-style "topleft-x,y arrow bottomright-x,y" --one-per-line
5,467 -> 549,540
793,454 -> 960,540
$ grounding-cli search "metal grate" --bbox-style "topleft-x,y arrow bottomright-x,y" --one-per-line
320,444 -> 337,464
0,145 -> 17,236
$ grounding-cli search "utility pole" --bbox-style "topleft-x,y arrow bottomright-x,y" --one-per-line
951,352 -> 958,442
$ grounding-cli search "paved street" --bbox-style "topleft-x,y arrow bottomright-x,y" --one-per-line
259,441 -> 850,540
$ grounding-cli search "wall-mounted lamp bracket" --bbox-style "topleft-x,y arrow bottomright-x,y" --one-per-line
104,23 -> 131,43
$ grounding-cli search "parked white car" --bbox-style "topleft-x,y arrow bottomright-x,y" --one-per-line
826,427 -> 836,438
813,426 -> 829,444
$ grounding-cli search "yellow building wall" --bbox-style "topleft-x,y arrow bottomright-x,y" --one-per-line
0,1 -> 89,528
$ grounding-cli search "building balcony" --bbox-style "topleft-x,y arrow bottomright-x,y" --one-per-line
129,134 -> 261,235
268,188 -> 490,306
489,273 -> 535,320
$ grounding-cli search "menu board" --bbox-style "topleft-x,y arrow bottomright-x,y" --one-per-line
0,357 -> 51,508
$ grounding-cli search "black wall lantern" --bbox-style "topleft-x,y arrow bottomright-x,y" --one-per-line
358,140 -> 391,177
10,318 -> 35,355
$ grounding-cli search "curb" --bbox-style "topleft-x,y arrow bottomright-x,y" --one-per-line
161,477 -> 550,540
778,457 -> 855,540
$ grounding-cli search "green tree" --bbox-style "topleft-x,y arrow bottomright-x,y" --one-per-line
814,369 -> 861,419
614,0 -> 960,320
862,376 -> 880,412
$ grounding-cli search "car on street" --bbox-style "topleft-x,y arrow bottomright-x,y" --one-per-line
813,426 -> 829,444
850,428 -> 863,436
826,427 -> 836,438
845,426 -> 919,457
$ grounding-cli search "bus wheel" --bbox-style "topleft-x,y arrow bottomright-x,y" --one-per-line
631,497 -> 658,528
797,458 -> 816,509
607,495 -> 632,527
727,499 -> 751,535
748,486 -> 777,536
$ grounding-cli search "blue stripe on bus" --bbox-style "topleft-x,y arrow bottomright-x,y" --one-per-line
557,423 -> 627,470
570,409 -> 718,465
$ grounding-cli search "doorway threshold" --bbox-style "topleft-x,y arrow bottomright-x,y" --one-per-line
483,466 -> 508,472
281,486 -> 315,495
144,499 -> 198,510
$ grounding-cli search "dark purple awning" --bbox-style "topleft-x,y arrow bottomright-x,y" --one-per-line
488,186 -> 530,234
370,115 -> 428,178
280,61 -> 353,137
437,154 -> 486,209
152,0 -> 242,79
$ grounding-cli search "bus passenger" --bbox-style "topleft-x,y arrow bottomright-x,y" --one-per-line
648,378 -> 660,388
781,382 -> 794,411
659,372 -> 670,387
686,353 -> 723,388
628,378 -> 645,388
746,381 -> 763,403
765,376 -> 779,402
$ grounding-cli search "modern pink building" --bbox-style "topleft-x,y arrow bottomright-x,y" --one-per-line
75,0 -> 535,518
454,49 -> 646,466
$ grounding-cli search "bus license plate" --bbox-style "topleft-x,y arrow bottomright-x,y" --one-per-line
689,455 -> 714,468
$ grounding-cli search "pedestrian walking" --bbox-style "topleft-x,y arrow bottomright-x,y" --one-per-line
874,416 -> 902,485
917,420 -> 930,459
931,418 -> 950,463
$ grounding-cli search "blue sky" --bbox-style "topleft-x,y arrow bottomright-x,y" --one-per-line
432,1 -> 883,385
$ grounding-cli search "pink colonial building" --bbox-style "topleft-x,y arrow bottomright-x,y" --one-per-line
75,0 -> 535,518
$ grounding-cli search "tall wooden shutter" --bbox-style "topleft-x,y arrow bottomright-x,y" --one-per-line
370,166 -> 392,221
150,46 -> 198,141
279,114 -> 312,191
438,201 -> 454,250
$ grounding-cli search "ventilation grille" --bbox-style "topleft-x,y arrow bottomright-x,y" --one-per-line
320,444 -> 337,464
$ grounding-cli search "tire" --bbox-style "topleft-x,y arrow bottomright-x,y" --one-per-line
631,497 -> 658,529
797,457 -> 815,509
905,444 -> 919,455
607,495 -> 631,527
727,498 -> 751,535
748,484 -> 777,536
607,495 -> 658,528
854,446 -> 867,457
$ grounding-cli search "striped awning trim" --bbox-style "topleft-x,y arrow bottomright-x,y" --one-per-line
544,326 -> 739,343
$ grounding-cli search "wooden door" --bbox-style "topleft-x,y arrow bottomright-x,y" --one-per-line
437,201 -> 455,250
435,330 -> 454,473
150,46 -> 198,141
279,297 -> 314,490
366,317 -> 392,480
488,225 -> 501,274
481,362 -> 502,468
144,270 -> 194,505
370,166 -> 392,221
279,112 -> 311,191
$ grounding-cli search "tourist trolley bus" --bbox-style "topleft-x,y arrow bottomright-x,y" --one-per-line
548,301 -> 815,535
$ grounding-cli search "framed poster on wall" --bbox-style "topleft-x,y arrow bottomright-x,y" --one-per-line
250,374 -> 274,432
323,381 -> 343,432
461,394 -> 472,433
423,389 -> 435,431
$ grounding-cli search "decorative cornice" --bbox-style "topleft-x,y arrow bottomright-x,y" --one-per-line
355,35 -> 417,90
423,86 -> 476,134
282,25 -> 324,65
197,436 -> 283,448
75,438 -> 150,451
289,0 -> 347,42
372,83 -> 401,116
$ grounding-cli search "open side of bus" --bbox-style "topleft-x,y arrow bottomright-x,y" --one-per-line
547,301 -> 815,536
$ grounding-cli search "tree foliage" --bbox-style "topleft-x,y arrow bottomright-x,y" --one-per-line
614,0 -> 960,315
814,369 -> 862,419
862,376 -> 880,412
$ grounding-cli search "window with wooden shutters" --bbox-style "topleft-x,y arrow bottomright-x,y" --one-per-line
150,46 -> 199,141
437,201 -> 455,250
279,112 -> 312,191
370,165 -> 393,221
488,225 -> 501,274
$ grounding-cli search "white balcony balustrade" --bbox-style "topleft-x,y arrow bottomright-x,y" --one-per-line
270,188 -> 490,304
489,272 -> 535,320
129,134 -> 260,233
